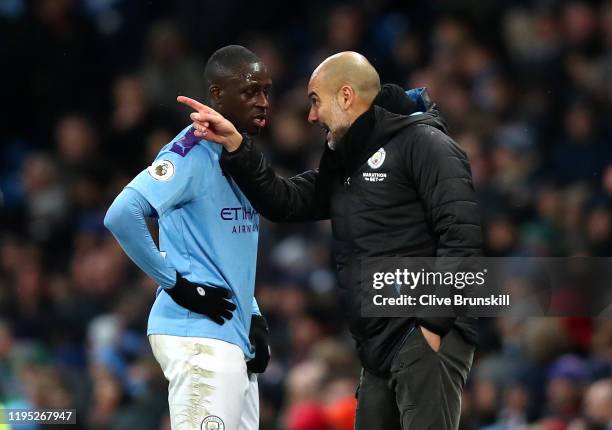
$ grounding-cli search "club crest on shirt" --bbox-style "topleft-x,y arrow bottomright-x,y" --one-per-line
147,159 -> 175,181
367,148 -> 386,169
201,415 -> 225,430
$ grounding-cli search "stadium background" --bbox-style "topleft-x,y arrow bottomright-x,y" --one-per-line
1,0 -> 612,429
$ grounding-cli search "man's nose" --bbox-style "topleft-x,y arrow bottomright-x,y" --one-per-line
308,108 -> 317,124
256,93 -> 269,108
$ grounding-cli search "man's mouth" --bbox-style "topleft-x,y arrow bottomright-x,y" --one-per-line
252,114 -> 267,128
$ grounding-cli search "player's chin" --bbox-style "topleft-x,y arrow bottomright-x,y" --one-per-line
243,125 -> 258,135
246,121 -> 266,135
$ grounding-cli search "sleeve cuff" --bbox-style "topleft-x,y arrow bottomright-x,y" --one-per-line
221,134 -> 250,158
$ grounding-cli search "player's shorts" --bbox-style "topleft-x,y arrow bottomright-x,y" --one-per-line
149,335 -> 258,430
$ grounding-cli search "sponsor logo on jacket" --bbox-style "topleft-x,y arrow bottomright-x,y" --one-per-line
363,172 -> 387,182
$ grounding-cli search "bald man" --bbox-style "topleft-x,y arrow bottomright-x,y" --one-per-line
306,52 -> 381,148
180,52 -> 481,429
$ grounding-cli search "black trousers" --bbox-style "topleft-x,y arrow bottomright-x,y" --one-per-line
355,327 -> 475,430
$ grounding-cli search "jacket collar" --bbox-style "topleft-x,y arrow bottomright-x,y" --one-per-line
318,88 -> 448,177
333,106 -> 377,173
333,104 -> 421,174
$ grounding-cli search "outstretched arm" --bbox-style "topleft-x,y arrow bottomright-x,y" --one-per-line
220,135 -> 329,222
177,96 -> 329,222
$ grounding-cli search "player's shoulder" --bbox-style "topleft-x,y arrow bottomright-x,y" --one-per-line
155,125 -> 220,162
155,125 -> 201,158
145,125 -> 219,182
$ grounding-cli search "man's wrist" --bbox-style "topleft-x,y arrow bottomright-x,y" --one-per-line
224,132 -> 243,153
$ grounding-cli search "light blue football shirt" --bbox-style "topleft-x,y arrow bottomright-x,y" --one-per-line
126,126 -> 260,358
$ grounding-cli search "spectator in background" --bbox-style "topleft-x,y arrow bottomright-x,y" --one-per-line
546,355 -> 589,424
581,378 -> 612,429
55,115 -> 108,220
142,21 -> 203,126
552,102 -> 610,186
107,75 -> 165,175
19,155 -> 72,268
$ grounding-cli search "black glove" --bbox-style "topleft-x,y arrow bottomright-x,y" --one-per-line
166,272 -> 236,324
247,314 -> 271,373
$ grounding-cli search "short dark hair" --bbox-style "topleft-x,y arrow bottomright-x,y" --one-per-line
204,45 -> 260,90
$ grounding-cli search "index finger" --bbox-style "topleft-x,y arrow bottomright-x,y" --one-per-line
177,95 -> 209,112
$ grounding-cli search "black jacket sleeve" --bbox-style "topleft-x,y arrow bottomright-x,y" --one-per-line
407,124 -> 483,336
408,124 -> 482,257
220,135 -> 330,222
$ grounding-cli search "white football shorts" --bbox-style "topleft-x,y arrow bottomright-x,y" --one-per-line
149,335 -> 258,430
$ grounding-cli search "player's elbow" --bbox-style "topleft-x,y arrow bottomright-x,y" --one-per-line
103,200 -> 123,234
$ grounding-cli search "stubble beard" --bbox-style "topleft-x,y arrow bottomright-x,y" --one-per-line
328,101 -> 351,147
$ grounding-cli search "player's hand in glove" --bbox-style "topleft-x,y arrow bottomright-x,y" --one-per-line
166,272 -> 236,324
247,314 -> 271,373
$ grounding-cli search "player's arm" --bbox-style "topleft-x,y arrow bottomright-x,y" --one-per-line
104,187 -> 175,288
177,96 -> 329,222
104,151 -> 237,324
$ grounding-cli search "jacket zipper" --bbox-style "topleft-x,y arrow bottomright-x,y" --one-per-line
344,173 -> 356,309
343,175 -> 352,239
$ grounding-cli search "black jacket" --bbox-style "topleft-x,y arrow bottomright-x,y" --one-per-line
221,87 -> 482,376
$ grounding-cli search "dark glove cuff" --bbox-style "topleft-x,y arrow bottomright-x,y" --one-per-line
173,271 -> 182,288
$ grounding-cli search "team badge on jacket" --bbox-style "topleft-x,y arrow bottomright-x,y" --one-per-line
201,415 -> 225,430
367,148 -> 386,169
147,159 -> 175,181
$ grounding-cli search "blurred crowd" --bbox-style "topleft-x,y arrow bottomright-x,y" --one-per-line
1,0 -> 612,429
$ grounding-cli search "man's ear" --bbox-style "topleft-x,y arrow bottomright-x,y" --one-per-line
209,85 -> 223,105
339,85 -> 355,110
